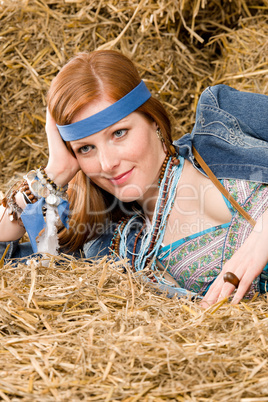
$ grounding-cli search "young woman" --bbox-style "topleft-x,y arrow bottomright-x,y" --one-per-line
1,50 -> 268,307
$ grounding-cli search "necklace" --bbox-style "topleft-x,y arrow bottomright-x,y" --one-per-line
109,154 -> 184,281
158,154 -> 170,186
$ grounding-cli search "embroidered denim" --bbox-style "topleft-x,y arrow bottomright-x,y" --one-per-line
176,85 -> 268,183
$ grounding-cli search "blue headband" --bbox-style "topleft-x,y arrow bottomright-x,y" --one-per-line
56,80 -> 151,141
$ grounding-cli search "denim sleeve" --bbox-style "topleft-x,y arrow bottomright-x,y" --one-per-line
0,239 -> 85,263
0,240 -> 33,260
207,85 -> 268,142
83,232 -> 113,259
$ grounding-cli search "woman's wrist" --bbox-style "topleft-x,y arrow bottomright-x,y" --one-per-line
44,164 -> 77,188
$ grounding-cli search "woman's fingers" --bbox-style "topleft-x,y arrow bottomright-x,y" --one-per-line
201,218 -> 268,309
46,108 -> 67,149
45,108 -> 80,186
201,253 -> 249,307
201,273 -> 225,307
201,275 -> 238,307
230,271 -> 256,304
201,258 -> 262,308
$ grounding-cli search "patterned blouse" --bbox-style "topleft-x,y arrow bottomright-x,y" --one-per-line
158,179 -> 268,297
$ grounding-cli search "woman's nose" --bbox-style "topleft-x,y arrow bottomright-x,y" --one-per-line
98,146 -> 120,173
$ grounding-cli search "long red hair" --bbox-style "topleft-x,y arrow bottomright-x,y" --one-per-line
46,50 -> 172,252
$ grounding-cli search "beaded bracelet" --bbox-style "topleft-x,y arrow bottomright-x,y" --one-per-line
18,180 -> 38,204
24,167 -> 68,207
37,166 -> 68,194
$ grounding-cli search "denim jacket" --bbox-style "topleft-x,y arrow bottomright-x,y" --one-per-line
1,85 -> 268,263
177,84 -> 268,183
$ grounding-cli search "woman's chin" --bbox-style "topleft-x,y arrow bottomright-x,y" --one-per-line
112,186 -> 144,203
114,193 -> 141,203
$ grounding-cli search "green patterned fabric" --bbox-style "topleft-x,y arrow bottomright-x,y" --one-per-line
159,179 -> 268,296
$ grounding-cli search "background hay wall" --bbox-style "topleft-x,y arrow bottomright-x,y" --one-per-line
0,0 -> 268,400
1,0 -> 268,187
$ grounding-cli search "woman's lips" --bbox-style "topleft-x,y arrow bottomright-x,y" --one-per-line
109,168 -> 134,185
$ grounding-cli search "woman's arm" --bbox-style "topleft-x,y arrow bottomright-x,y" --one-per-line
201,208 -> 268,307
0,109 -> 80,244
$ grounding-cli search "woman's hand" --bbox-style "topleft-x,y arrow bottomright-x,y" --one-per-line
45,108 -> 80,187
201,209 -> 268,308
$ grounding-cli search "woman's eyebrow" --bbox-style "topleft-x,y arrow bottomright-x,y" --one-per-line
111,117 -> 129,127
71,139 -> 93,148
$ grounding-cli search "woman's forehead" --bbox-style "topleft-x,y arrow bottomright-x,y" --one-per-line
72,98 -> 113,124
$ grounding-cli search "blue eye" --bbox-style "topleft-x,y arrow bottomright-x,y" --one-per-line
78,145 -> 93,154
114,129 -> 127,138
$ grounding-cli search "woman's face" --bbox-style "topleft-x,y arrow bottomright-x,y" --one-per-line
70,99 -> 166,209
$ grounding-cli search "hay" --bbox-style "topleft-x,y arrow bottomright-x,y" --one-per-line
210,15 -> 268,91
0,254 -> 268,401
1,0 -> 268,400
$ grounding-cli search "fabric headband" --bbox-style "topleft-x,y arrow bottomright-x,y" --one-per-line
56,80 -> 151,141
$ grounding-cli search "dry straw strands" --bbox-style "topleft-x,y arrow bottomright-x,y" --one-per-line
0,254 -> 268,401
0,0 -> 268,400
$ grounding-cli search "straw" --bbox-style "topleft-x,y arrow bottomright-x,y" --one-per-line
1,1 -> 268,400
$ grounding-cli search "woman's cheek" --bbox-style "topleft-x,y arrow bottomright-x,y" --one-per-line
77,157 -> 95,175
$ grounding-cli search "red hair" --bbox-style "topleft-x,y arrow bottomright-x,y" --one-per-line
46,50 -> 172,252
